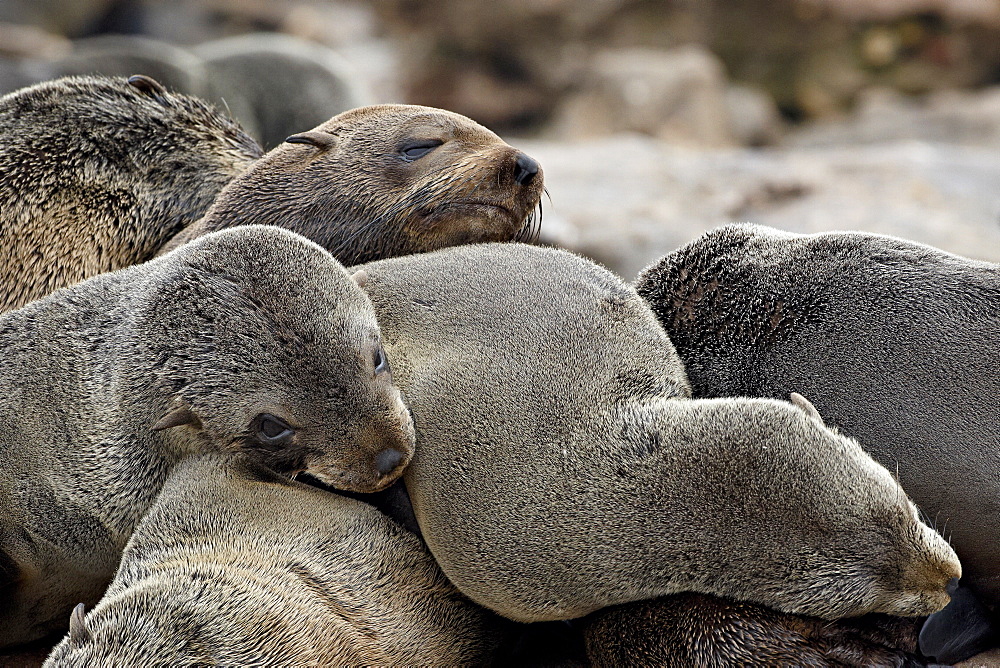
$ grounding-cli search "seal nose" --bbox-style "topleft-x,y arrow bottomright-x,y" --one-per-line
376,448 -> 405,476
514,153 -> 539,186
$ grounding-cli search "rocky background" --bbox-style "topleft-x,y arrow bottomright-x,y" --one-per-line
1,0 -> 999,279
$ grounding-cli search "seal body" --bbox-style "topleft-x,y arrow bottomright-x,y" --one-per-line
43,454 -> 501,667
165,104 -> 544,265
358,243 -> 959,624
0,225 -> 414,647
0,75 -> 262,313
636,224 -> 1000,602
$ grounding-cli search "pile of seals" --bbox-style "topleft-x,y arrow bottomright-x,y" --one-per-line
0,73 -> 992,666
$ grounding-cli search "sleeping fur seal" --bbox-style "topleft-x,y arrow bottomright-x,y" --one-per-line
44,453 -> 501,666
635,223 -> 999,663
0,225 -> 414,647
162,104 -> 544,264
0,74 -> 261,313
356,242 -> 959,624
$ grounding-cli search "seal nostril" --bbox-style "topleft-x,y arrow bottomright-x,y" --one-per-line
376,448 -> 405,475
514,153 -> 539,186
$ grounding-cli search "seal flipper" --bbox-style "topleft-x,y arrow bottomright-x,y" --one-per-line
919,579 -> 1000,664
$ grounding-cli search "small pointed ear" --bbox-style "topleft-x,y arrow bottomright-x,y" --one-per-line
69,602 -> 91,648
350,269 -> 369,288
285,131 -> 336,150
790,392 -> 824,423
151,406 -> 202,432
127,74 -> 168,104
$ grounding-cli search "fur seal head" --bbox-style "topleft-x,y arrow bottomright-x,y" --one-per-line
168,104 -> 544,264
141,225 -> 414,492
0,74 -> 262,313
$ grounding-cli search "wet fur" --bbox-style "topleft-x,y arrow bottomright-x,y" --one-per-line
0,75 -> 261,312
43,454 -> 502,666
164,104 -> 544,264
0,226 -> 413,647
357,243 -> 958,624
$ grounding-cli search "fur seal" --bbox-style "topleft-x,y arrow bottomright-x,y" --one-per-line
43,453 -> 501,666
635,223 -> 999,662
636,224 -> 999,599
356,242 -> 959,624
0,74 -> 262,313
0,225 -> 414,647
162,104 -> 544,264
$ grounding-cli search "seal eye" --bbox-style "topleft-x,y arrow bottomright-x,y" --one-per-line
374,346 -> 390,375
255,413 -> 294,445
400,140 -> 443,161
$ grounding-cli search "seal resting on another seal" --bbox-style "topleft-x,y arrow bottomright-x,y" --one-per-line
634,223 -> 999,663
43,453 -> 502,667
162,104 -> 544,264
0,225 -> 414,647
356,242 -> 959,624
0,74 -> 261,313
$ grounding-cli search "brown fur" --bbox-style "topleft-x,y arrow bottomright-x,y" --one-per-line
0,75 -> 261,313
43,453 -> 502,666
162,104 -> 544,264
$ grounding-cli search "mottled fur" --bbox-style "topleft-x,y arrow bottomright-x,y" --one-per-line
164,104 -> 544,264
44,454 -> 501,667
357,243 -> 959,623
0,75 -> 261,312
0,226 -> 413,646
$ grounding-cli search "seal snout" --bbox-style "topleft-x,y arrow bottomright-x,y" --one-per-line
514,153 -> 540,186
376,448 -> 406,476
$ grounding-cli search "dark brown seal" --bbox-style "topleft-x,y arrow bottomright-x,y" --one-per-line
163,104 -> 544,265
0,74 -> 261,313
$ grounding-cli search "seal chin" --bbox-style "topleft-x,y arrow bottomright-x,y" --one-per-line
414,201 -> 522,246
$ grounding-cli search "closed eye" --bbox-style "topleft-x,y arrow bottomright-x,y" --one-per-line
400,140 -> 443,161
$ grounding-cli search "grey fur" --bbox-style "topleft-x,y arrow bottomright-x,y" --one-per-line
0,74 -> 262,313
358,242 -> 959,623
44,453 -> 501,666
163,104 -> 544,265
0,225 -> 414,646
636,224 -> 1000,601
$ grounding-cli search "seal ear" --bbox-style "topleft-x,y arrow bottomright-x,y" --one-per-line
69,602 -> 91,648
285,131 -> 336,150
151,406 -> 202,432
350,269 -> 369,288
127,74 -> 168,105
790,392 -> 824,423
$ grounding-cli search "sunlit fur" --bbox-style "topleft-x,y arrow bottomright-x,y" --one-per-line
0,75 -> 262,313
358,243 -> 959,624
0,226 -> 413,647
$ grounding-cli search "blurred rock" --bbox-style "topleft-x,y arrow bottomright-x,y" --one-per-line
726,84 -> 785,146
523,134 -> 1000,279
0,0 -> 118,37
194,33 -> 371,149
550,46 -> 735,147
790,85 -> 1000,148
